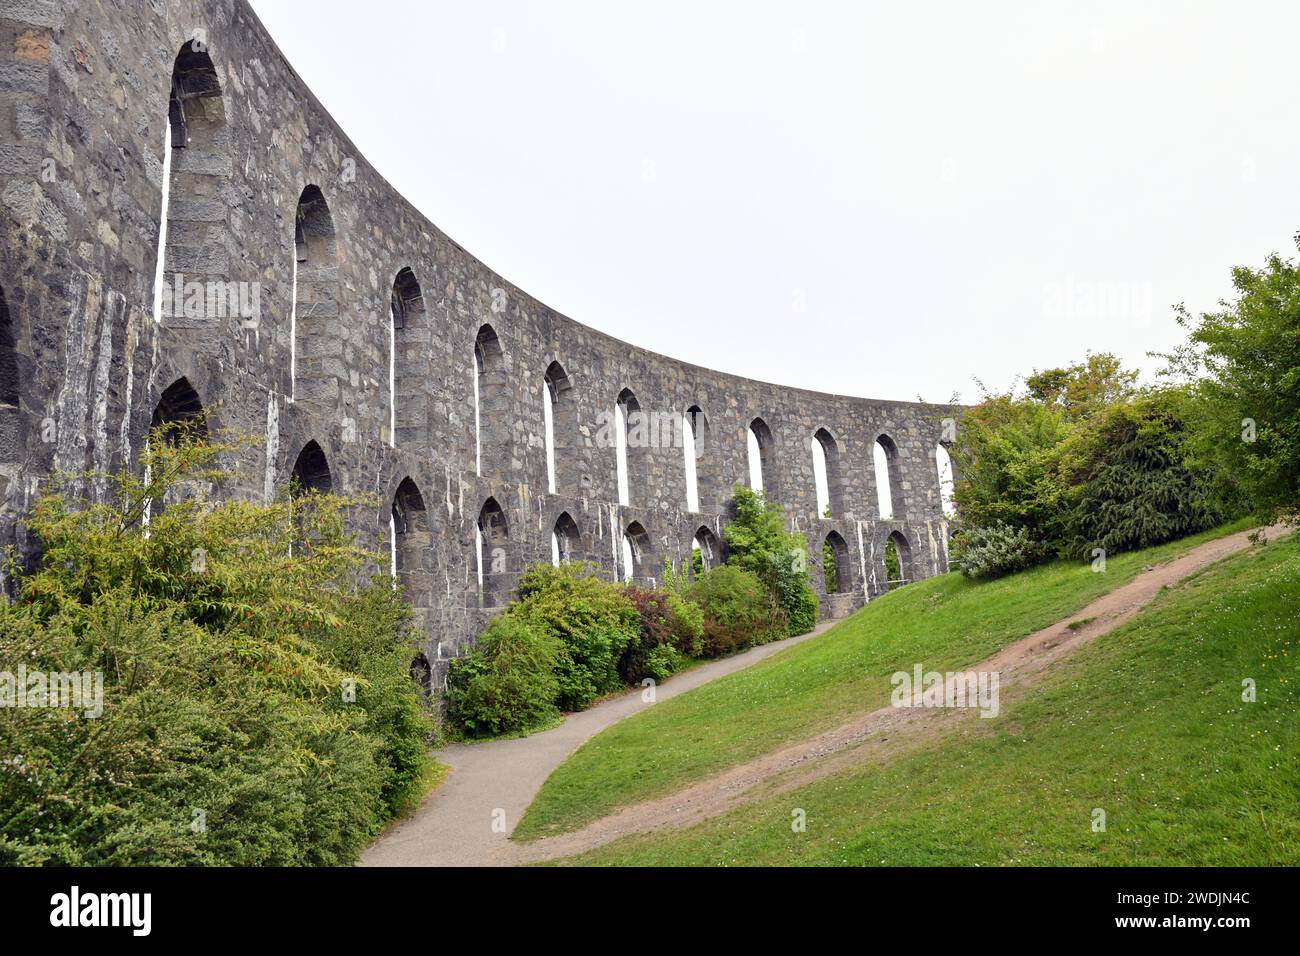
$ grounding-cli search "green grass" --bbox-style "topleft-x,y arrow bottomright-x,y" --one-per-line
514,520 -> 1254,841
556,530 -> 1300,865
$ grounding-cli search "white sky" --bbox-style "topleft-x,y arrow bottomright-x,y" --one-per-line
248,0 -> 1300,402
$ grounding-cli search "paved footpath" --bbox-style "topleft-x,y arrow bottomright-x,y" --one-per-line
361,620 -> 836,867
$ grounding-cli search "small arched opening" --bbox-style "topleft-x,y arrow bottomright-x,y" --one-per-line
544,361 -> 577,494
552,511 -> 580,566
622,521 -> 651,584
823,530 -> 850,594
683,405 -> 715,513
390,267 -> 428,448
474,325 -> 508,477
149,377 -> 208,447
812,427 -> 844,518
410,652 -> 433,696
884,530 -> 913,591
614,388 -> 644,507
936,442 -> 957,518
1,286 -> 21,465
747,417 -> 774,497
290,440 -> 332,497
874,434 -> 906,520
476,496 -> 510,607
691,525 -> 720,578
292,186 -> 340,406
156,39 -> 229,329
391,476 -> 429,582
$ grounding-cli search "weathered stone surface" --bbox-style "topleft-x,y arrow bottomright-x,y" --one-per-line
0,0 -> 959,686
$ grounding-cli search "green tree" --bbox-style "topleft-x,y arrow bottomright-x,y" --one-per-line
1025,351 -> 1138,419
1161,237 -> 1300,523
949,392 -> 1074,545
1064,389 -> 1222,556
950,352 -> 1228,571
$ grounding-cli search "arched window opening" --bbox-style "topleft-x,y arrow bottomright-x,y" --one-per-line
143,379 -> 209,523
884,530 -> 912,590
544,377 -> 557,494
149,377 -> 208,447
543,361 -> 574,495
747,417 -> 774,495
552,511 -> 580,567
290,440 -> 332,497
474,325 -> 507,477
874,434 -> 905,520
811,426 -> 842,515
692,526 -> 720,578
615,388 -> 641,507
1,286 -> 21,465
682,409 -> 700,513
936,442 -> 956,518
410,653 -> 433,696
390,267 -> 427,448
292,186 -> 339,406
156,39 -> 227,329
167,41 -> 223,148
622,521 -> 650,584
823,531 -> 849,594
476,496 -> 510,607
391,477 -> 428,583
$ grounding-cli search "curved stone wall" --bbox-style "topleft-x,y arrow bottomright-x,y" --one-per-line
0,0 -> 958,678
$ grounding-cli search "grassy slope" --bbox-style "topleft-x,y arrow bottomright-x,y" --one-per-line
560,532 -> 1300,865
515,521 -> 1253,841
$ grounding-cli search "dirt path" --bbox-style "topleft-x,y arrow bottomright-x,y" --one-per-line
511,524 -> 1286,864
360,618 -> 837,866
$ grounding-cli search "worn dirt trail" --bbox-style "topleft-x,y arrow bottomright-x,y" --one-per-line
364,525 -> 1282,867
511,524 -> 1285,864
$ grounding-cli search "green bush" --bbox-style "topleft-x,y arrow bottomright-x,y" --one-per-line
723,487 -> 818,636
949,522 -> 1047,580
667,594 -> 705,656
446,614 -> 561,737
784,581 -> 819,633
687,565 -> 788,657
513,562 -> 639,711
1066,391 -> 1222,557
950,353 -> 1241,572
0,432 -> 433,866
619,586 -> 705,684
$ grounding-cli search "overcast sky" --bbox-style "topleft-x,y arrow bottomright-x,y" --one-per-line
248,0 -> 1300,403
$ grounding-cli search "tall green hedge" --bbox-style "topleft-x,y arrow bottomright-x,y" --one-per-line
0,432 -> 433,865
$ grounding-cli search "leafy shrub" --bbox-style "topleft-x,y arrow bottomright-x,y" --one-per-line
1066,392 -> 1222,557
951,353 -> 1241,572
667,594 -> 705,656
723,487 -> 818,636
513,562 -> 639,711
0,433 -> 433,866
446,614 -> 561,737
949,522 -> 1048,580
687,565 -> 787,656
619,586 -> 705,684
784,580 -> 819,633
949,391 -> 1074,549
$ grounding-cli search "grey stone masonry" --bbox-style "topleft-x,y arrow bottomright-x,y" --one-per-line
0,0 -> 960,685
